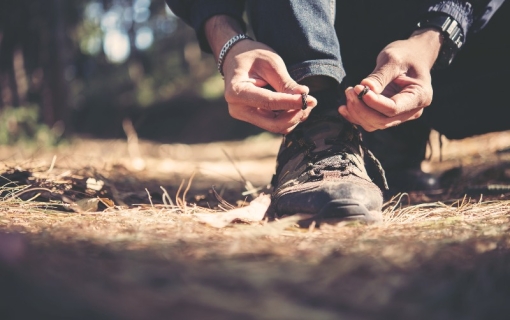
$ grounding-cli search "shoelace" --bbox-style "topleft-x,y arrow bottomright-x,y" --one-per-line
277,115 -> 389,190
306,139 -> 389,190
364,147 -> 389,190
308,154 -> 350,178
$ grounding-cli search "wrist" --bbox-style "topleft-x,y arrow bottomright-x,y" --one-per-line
205,15 -> 244,60
409,28 -> 443,69
410,28 -> 443,47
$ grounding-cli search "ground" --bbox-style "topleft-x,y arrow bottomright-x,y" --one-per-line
1,130 -> 510,319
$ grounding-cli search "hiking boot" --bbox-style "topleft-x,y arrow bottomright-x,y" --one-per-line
268,112 -> 386,224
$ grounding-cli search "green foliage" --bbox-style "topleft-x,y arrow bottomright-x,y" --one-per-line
0,106 -> 63,146
72,0 -> 217,112
76,18 -> 103,56
201,74 -> 225,100
0,0 -> 224,141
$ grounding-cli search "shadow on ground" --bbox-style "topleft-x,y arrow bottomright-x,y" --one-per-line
2,133 -> 510,319
1,231 -> 510,320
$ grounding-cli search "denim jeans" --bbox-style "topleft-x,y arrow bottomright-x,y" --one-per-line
246,0 -> 510,170
247,0 -> 343,86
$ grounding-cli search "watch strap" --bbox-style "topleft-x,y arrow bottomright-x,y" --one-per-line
417,14 -> 465,69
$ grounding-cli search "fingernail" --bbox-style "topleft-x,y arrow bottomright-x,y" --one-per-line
307,95 -> 317,107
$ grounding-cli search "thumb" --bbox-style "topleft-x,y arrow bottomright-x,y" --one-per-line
361,62 -> 402,94
262,59 -> 309,95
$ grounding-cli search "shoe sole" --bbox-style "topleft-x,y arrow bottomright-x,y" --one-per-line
297,199 -> 382,227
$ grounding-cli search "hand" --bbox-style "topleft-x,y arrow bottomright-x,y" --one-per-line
222,40 -> 317,133
339,29 -> 443,132
205,15 -> 317,134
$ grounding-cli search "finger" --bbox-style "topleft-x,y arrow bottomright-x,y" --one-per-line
254,109 -> 308,134
390,77 -> 433,109
344,87 -> 390,129
354,84 -> 400,116
340,102 -> 423,131
338,105 -> 364,128
382,109 -> 423,128
361,62 -> 402,94
229,82 -> 317,111
338,87 -> 374,130
229,104 -> 312,134
353,81 -> 431,117
338,105 -> 377,132
256,57 -> 310,95
341,88 -> 424,131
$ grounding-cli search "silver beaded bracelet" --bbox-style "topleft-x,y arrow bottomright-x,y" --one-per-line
217,34 -> 252,77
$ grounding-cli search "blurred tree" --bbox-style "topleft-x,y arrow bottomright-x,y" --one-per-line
0,0 -> 83,133
0,0 -> 255,143
71,0 -> 222,139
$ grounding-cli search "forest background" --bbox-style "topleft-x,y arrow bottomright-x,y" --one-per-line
2,2 -> 510,319
0,0 -> 263,146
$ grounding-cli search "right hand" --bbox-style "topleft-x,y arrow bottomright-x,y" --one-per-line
221,39 -> 317,134
338,29 -> 441,132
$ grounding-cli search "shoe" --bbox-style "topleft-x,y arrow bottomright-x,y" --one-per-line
268,112 -> 385,224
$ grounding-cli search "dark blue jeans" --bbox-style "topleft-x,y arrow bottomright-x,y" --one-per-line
246,0 -> 510,170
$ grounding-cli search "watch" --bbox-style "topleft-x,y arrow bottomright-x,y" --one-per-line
416,13 -> 465,69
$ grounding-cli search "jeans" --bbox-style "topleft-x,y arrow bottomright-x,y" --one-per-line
245,0 -> 510,170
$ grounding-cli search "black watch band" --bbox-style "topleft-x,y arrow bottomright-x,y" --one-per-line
416,13 -> 465,69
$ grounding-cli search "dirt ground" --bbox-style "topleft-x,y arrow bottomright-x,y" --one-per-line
1,130 -> 510,320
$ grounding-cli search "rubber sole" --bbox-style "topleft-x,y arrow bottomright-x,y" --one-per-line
296,199 -> 382,227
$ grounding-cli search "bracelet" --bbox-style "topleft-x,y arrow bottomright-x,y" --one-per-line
217,34 -> 252,77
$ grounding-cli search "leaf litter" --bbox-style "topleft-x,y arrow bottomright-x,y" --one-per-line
0,134 -> 510,319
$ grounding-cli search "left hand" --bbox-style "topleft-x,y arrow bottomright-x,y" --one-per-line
339,29 -> 443,132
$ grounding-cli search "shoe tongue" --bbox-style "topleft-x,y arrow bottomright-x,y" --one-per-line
306,117 -> 340,136
302,116 -> 347,152
302,85 -> 350,143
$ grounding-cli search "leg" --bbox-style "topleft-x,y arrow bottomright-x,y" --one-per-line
334,0 -> 438,193
246,0 -> 344,92
342,0 -> 510,193
425,1 -> 510,139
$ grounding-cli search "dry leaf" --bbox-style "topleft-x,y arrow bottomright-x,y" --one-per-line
196,193 -> 271,228
98,197 -> 115,208
86,178 -> 104,191
71,198 -> 100,212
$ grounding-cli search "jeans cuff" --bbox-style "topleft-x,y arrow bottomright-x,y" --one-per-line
287,60 -> 346,85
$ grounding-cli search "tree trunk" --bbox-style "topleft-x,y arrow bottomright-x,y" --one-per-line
40,0 -> 71,132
